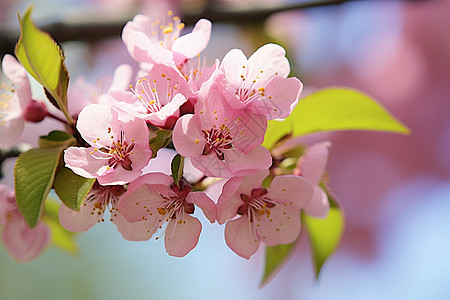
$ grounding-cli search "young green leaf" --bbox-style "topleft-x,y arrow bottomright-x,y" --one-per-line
15,6 -> 72,124
171,154 -> 184,186
263,88 -> 410,149
38,130 -> 76,148
261,241 -> 297,287
54,167 -> 95,211
304,196 -> 344,279
42,198 -> 79,254
14,147 -> 64,228
149,129 -> 172,158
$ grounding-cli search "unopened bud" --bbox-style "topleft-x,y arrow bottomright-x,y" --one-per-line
24,100 -> 47,122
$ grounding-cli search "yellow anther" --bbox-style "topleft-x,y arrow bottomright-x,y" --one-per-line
163,26 -> 174,34
161,74 -> 167,78
194,139 -> 199,144
149,100 -> 155,105
158,207 -> 167,215
177,23 -> 185,30
167,10 -> 173,16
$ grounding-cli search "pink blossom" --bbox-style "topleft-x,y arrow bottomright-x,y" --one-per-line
108,63 -> 192,128
59,182 -> 152,241
217,44 -> 302,120
122,12 -> 211,67
217,170 -> 313,259
172,80 -> 272,178
118,173 -> 216,257
0,54 -> 33,147
67,64 -> 133,116
64,104 -> 152,185
0,184 -> 50,261
295,142 -> 331,218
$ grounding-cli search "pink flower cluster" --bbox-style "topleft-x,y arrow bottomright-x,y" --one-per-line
0,11 -> 332,260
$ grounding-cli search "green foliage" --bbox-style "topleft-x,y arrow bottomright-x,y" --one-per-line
38,130 -> 76,148
43,199 -> 78,254
304,196 -> 344,278
171,154 -> 184,186
261,241 -> 297,286
54,167 -> 95,211
14,148 -> 64,228
263,88 -> 410,149
149,129 -> 172,158
15,6 -> 72,124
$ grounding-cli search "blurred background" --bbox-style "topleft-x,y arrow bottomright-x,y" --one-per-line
1,0 -> 450,299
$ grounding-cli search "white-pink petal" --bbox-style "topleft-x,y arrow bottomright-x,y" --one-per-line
164,214 -> 201,257
225,216 -> 260,260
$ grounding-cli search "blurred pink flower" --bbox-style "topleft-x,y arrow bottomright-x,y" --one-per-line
67,64 -> 133,116
295,141 -> 331,218
118,173 -> 216,257
217,170 -> 313,259
0,184 -> 50,261
122,12 -> 211,67
0,54 -> 33,147
217,44 -> 302,120
64,104 -> 152,185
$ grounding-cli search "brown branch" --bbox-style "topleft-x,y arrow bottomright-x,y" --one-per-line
0,0 -> 425,58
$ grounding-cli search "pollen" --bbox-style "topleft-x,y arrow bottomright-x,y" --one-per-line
194,139 -> 199,144
163,26 -> 173,34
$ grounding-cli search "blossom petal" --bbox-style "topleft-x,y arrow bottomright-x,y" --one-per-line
186,192 -> 216,223
172,19 -> 212,59
298,141 -> 331,185
172,114 -> 205,158
113,213 -> 155,241
164,215 -> 201,257
247,44 -> 290,82
119,183 -> 167,223
225,216 -> 260,259
226,146 -> 272,177
0,115 -> 25,148
250,76 -> 302,120
256,202 -> 301,246
2,54 -> 31,109
64,147 -> 108,180
2,216 -> 50,261
216,177 -> 243,224
58,201 -> 102,232
266,175 -> 313,208
303,187 -> 330,218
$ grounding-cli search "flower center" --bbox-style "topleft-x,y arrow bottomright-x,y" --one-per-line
157,180 -> 194,220
237,187 -> 276,222
0,80 -> 17,127
84,183 -> 125,223
90,130 -> 135,171
202,123 -> 234,160
149,10 -> 185,49
129,75 -> 179,114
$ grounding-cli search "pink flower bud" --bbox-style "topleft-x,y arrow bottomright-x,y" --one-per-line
23,100 -> 47,122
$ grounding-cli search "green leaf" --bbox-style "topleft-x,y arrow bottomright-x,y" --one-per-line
15,6 -> 72,124
304,196 -> 344,278
263,88 -> 410,149
261,242 -> 297,287
14,147 -> 63,228
42,198 -> 78,254
54,167 -> 95,211
171,154 -> 184,186
38,130 -> 76,148
149,129 -> 172,158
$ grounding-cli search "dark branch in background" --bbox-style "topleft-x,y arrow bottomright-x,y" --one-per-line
0,0 -> 427,57
1,0 -> 356,57
0,144 -> 32,179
